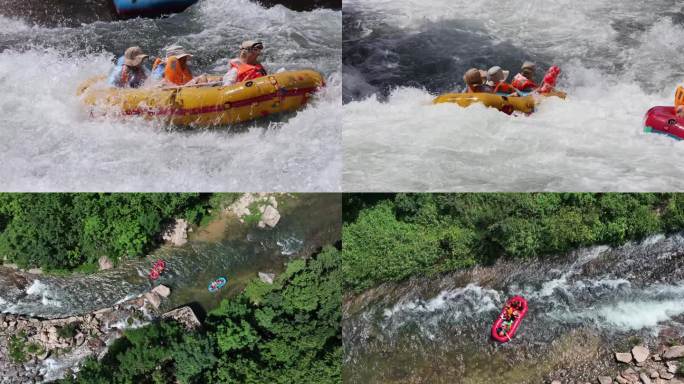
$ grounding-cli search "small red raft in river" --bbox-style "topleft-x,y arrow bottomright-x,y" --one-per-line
491,296 -> 528,343
644,106 -> 684,140
148,259 -> 166,280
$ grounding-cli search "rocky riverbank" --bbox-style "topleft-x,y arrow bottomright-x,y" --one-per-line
0,285 -> 199,384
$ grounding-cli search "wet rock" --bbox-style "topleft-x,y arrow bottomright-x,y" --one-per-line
98,256 -> 113,270
144,292 -> 161,309
151,284 -> 171,298
633,346 -> 650,363
258,272 -> 275,284
87,337 -> 105,349
598,376 -> 613,384
640,373 -> 652,384
616,352 -> 633,364
163,219 -> 188,246
663,346 -> 684,360
258,205 -> 281,228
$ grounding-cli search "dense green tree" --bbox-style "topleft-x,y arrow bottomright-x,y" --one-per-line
63,247 -> 341,384
0,193 -> 240,271
343,193 -> 680,292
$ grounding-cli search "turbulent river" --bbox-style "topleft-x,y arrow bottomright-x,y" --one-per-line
343,233 -> 684,383
343,0 -> 684,191
0,194 -> 341,319
0,0 -> 341,191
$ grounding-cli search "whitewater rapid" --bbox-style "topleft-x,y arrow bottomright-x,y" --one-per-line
343,233 -> 684,382
343,0 -> 684,191
0,0 -> 341,191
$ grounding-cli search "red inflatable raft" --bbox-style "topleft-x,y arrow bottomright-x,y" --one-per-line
148,259 -> 166,280
644,106 -> 684,140
491,296 -> 528,343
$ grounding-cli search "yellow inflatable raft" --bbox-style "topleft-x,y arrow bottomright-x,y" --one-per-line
77,70 -> 324,126
433,90 -> 566,114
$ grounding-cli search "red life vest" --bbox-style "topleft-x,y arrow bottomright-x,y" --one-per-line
493,82 -> 517,95
511,73 -> 537,92
120,65 -> 145,88
230,59 -> 267,83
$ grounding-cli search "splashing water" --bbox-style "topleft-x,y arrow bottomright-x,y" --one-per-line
343,0 -> 684,191
0,0 -> 341,191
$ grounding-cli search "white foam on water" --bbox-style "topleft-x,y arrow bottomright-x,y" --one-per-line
383,284 -> 499,319
343,0 -> 684,191
26,279 -> 63,308
0,0 -> 341,191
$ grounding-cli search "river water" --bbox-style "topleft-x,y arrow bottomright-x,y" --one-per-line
0,194 -> 341,319
343,0 -> 684,191
343,233 -> 684,383
0,0 -> 341,191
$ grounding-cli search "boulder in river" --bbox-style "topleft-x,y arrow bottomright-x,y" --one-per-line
632,345 -> 650,363
615,352 -> 633,364
98,256 -> 113,270
258,205 -> 281,228
597,376 -> 613,384
151,285 -> 171,298
663,345 -> 684,360
144,292 -> 161,309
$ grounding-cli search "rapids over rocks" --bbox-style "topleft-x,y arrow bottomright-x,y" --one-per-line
343,0 -> 684,191
343,233 -> 684,383
0,194 -> 341,319
0,0 -> 341,191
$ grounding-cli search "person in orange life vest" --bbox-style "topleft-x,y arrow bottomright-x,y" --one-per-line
150,44 -> 184,80
162,47 -> 194,86
486,66 -> 517,96
107,46 -> 150,88
462,68 -> 492,93
511,61 -> 538,93
222,40 -> 267,86
675,86 -> 684,118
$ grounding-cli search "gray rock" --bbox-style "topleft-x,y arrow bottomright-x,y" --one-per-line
615,376 -> 629,384
151,284 -> 171,298
660,372 -> 675,380
161,306 -> 201,330
258,272 -> 275,284
639,372 -> 652,384
666,361 -> 678,374
144,292 -> 161,309
663,346 -> 684,360
98,256 -> 113,270
163,219 -> 188,246
551,381 -> 561,384
258,205 -> 281,228
633,346 -> 650,363
75,332 -> 85,346
616,352 -> 633,364
649,370 -> 659,379
598,376 -> 613,384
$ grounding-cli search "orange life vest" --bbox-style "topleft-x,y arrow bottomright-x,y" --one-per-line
164,56 -> 193,85
675,86 -> 684,108
230,59 -> 267,83
511,73 -> 538,92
